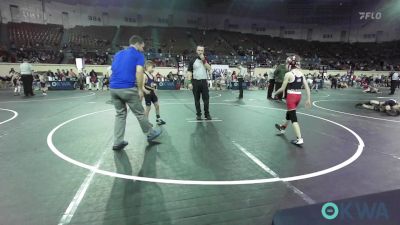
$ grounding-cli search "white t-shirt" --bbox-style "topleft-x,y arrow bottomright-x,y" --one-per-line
392,72 -> 399,81
20,62 -> 32,75
39,74 -> 48,83
307,78 -> 313,85
267,69 -> 275,80
220,75 -> 225,83
238,66 -> 247,78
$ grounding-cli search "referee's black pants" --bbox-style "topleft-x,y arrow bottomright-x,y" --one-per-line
331,81 -> 337,89
267,79 -> 275,98
274,82 -> 283,100
192,79 -> 209,117
21,75 -> 34,96
390,80 -> 397,94
238,78 -> 244,99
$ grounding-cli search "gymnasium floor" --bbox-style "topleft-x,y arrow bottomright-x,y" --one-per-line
0,87 -> 399,225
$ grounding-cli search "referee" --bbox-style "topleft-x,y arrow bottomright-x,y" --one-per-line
237,64 -> 246,99
267,67 -> 275,99
19,59 -> 34,97
389,70 -> 399,95
187,45 -> 212,120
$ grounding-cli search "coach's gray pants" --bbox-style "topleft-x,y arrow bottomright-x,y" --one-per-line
110,88 -> 152,145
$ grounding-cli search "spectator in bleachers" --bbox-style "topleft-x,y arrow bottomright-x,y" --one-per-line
231,71 -> 237,81
102,75 -> 110,91
155,72 -> 162,82
3,25 -> 400,71
59,69 -> 65,81
90,69 -> 99,90
55,70 -> 61,81
9,68 -> 15,76
167,72 -> 174,82
68,69 -> 77,80
0,74 -> 7,89
46,70 -> 54,78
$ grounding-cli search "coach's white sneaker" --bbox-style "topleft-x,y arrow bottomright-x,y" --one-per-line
291,138 -> 304,145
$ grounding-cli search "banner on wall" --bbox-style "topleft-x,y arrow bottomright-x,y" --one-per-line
230,81 -> 250,90
49,81 -> 76,90
157,81 -> 180,90
211,64 -> 229,80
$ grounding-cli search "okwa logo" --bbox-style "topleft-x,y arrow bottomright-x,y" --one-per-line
321,202 -> 389,221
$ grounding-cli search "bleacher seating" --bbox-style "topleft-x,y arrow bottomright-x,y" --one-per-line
69,51 -> 109,65
1,23 -> 399,69
67,25 -> 116,51
157,27 -> 195,54
220,31 -> 260,55
118,26 -> 152,50
191,29 -> 235,55
7,22 -> 63,49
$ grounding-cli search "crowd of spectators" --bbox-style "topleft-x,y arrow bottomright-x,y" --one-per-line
1,23 -> 400,70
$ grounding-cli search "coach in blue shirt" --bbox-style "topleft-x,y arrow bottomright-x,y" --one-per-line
110,35 -> 161,150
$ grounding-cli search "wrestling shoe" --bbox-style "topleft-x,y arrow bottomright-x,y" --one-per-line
291,138 -> 304,145
275,123 -> 286,134
156,118 -> 166,125
112,141 -> 128,151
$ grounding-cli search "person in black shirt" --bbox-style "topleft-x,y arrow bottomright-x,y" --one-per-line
331,75 -> 338,89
